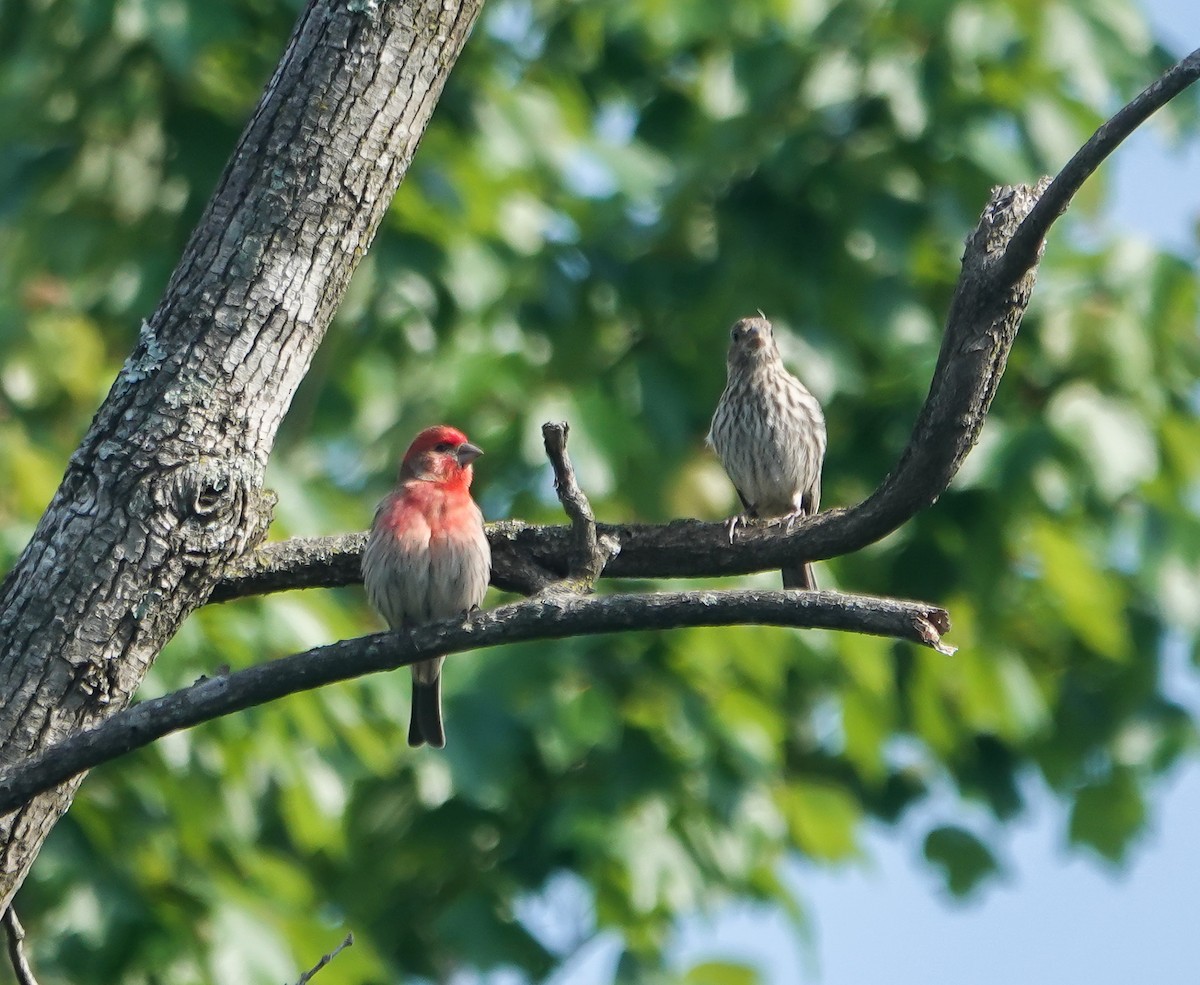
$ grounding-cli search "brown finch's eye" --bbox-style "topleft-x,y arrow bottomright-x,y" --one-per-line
731,327 -> 742,341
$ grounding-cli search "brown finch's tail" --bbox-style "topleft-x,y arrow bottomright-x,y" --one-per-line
408,675 -> 446,748
782,562 -> 817,591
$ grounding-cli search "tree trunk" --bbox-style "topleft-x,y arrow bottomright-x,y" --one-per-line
0,0 -> 483,911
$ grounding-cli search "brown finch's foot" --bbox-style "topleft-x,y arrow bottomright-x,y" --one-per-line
725,513 -> 750,544
782,508 -> 813,533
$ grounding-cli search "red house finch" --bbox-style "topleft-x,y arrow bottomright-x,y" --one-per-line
708,315 -> 826,589
362,425 -> 491,748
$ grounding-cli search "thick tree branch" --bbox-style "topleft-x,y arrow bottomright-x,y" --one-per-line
211,533 -> 369,601
208,527 -> 559,600
0,589 -> 952,813
1001,47 -> 1200,282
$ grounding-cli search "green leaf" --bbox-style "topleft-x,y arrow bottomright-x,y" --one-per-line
1030,518 -> 1132,661
923,826 -> 1001,897
775,780 -> 860,860
1068,767 -> 1147,863
683,960 -> 761,985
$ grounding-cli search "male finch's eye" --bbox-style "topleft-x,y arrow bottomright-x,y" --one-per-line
434,442 -> 453,452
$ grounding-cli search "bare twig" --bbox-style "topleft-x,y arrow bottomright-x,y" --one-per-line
295,932 -> 353,985
1001,47 -> 1200,283
3,908 -> 40,985
541,422 -> 618,589
0,588 -> 951,813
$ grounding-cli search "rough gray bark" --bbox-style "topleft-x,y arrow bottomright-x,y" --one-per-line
0,0 -> 483,912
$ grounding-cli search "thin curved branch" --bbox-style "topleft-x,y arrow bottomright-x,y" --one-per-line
0,588 -> 952,813
844,180 -> 1050,547
1000,47 -> 1200,283
212,179 -> 1046,601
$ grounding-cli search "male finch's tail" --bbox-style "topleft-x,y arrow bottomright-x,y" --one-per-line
408,673 -> 446,749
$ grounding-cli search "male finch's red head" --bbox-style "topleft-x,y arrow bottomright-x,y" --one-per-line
400,425 -> 484,486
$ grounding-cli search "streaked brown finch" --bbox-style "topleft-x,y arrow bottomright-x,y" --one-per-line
708,315 -> 826,589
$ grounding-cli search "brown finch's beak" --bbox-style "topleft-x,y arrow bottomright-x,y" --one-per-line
457,442 -> 484,466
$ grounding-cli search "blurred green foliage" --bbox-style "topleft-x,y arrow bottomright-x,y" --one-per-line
1,0 -> 1199,981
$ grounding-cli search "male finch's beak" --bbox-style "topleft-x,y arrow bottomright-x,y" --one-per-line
457,442 -> 484,466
